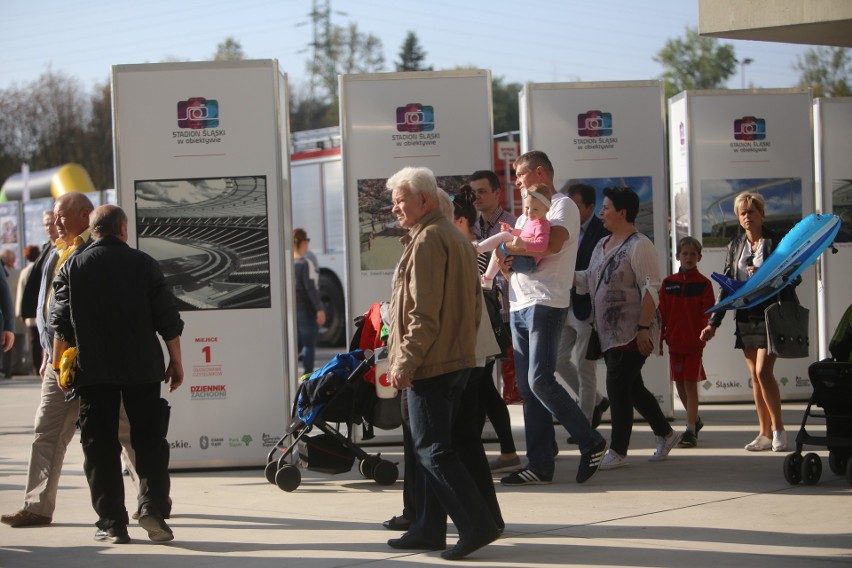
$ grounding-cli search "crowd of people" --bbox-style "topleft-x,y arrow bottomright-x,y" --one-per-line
0,151 -> 806,560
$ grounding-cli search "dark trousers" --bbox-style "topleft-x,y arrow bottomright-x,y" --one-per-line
399,369 -> 504,530
78,382 -> 170,530
406,370 -> 498,545
28,325 -> 42,374
455,367 -> 504,530
604,350 -> 673,456
477,360 -> 516,455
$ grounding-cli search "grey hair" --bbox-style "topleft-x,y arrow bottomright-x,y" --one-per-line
386,166 -> 438,199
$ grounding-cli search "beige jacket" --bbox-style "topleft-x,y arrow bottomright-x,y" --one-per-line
388,210 -> 481,381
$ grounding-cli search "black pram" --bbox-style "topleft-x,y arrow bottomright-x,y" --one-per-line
782,305 -> 852,486
264,349 -> 399,492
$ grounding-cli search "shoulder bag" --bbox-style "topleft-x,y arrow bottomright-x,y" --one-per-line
765,296 -> 809,359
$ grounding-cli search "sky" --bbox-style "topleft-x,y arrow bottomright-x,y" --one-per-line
1,0 -> 814,96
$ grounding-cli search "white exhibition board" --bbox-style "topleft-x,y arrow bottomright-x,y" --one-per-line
112,60 -> 293,468
668,89 -> 815,402
339,70 -> 494,325
520,81 -> 672,417
814,98 -> 852,358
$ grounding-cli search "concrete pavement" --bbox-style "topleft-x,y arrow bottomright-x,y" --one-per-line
1,373 -> 850,567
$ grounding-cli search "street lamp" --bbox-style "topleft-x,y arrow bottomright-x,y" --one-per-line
740,57 -> 754,89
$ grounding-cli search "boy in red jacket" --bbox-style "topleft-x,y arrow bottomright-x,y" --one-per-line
659,237 -> 715,448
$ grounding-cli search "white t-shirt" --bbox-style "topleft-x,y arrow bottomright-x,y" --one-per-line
509,192 -> 580,311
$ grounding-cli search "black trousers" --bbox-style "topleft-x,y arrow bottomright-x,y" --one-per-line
604,349 -> 672,456
399,367 -> 504,530
78,382 -> 170,530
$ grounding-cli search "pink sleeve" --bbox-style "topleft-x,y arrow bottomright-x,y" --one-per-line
523,219 -> 550,253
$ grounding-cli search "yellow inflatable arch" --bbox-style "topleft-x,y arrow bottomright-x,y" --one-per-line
0,163 -> 95,202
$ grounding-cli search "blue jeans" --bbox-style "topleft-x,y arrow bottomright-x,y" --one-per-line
296,304 -> 319,374
406,370 -> 498,545
512,305 -> 603,476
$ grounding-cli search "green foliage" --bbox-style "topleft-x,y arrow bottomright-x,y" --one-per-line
396,31 -> 432,72
655,27 -> 737,99
794,47 -> 851,97
492,76 -> 522,135
306,22 -> 385,100
213,37 -> 245,61
0,70 -> 113,191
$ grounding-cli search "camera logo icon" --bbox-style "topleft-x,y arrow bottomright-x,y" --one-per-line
396,103 -> 434,132
733,116 -> 766,141
177,97 -> 220,129
577,110 -> 613,137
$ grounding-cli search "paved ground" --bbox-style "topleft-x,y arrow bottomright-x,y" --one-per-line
1,371 -> 850,567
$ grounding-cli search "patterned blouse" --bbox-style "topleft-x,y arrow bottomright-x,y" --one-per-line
576,232 -> 661,352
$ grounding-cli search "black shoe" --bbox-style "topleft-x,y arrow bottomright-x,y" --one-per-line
576,438 -> 608,483
94,526 -> 130,544
500,467 -> 552,486
567,436 -> 578,445
441,532 -> 499,561
679,430 -> 697,448
696,416 -> 704,435
139,509 -> 174,542
383,515 -> 412,531
591,398 -> 610,429
387,534 -> 445,551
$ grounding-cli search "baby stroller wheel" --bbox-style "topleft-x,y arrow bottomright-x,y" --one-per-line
372,460 -> 399,486
800,453 -> 822,485
358,457 -> 377,480
846,458 -> 852,487
275,464 -> 302,492
828,452 -> 849,476
783,453 -> 803,485
265,461 -> 278,484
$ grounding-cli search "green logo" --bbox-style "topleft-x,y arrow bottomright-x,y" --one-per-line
242,434 -> 253,446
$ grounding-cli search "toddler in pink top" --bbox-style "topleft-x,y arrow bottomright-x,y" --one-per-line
476,186 -> 551,289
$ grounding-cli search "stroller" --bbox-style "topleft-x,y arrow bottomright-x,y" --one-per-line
782,306 -> 852,486
264,349 -> 400,492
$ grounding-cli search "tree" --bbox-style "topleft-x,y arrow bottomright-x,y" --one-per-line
655,27 -> 737,99
213,37 -> 245,61
306,22 -> 385,101
396,31 -> 431,72
0,70 -> 114,191
794,47 -> 851,97
492,76 -> 522,135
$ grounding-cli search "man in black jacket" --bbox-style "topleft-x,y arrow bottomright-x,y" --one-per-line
52,204 -> 184,544
556,184 -> 610,433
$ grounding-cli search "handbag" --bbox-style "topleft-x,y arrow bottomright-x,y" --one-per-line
585,328 -> 603,361
765,298 -> 809,359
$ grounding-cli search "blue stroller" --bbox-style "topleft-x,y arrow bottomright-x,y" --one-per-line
264,349 -> 399,492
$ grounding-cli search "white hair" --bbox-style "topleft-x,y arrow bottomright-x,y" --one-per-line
386,166 -> 438,199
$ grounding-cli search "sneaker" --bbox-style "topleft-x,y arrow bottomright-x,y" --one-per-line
138,510 -> 174,542
576,439 -> 607,483
745,434 -> 772,451
94,526 -> 130,544
0,510 -> 52,528
591,398 -> 610,429
489,455 -> 521,474
599,449 -> 629,470
500,467 -> 552,486
649,431 -> 681,461
772,430 -> 788,452
695,416 -> 704,435
679,430 -> 697,448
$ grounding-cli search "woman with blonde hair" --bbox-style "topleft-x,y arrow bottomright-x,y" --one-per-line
701,191 -> 797,452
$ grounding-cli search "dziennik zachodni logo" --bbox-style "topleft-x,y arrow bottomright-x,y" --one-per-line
577,110 -> 613,137
177,97 -> 220,129
396,103 -> 434,132
733,116 -> 766,141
